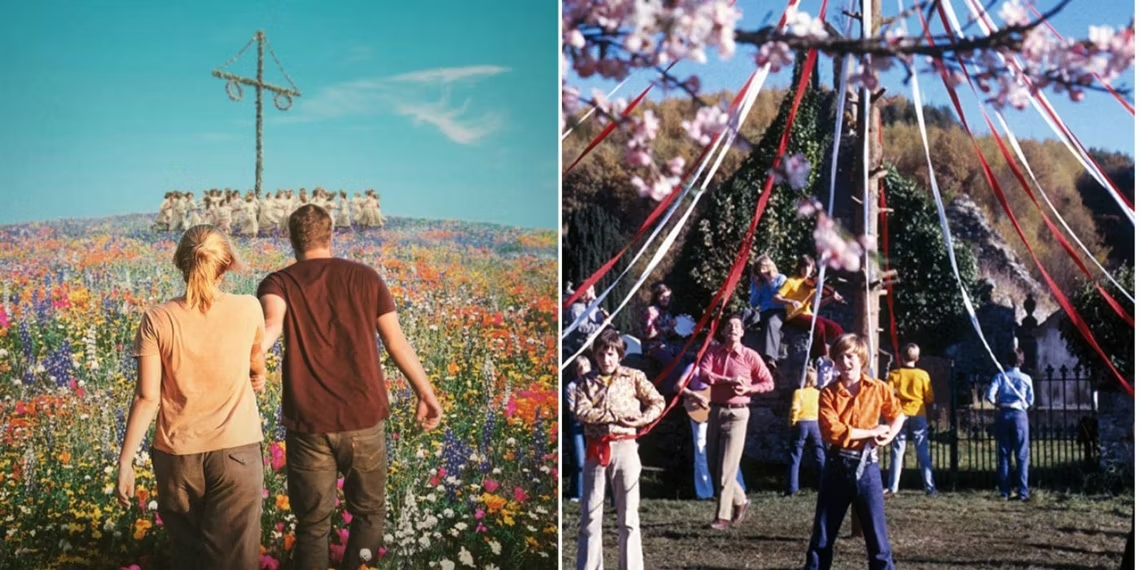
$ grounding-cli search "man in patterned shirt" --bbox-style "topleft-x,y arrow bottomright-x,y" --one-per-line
572,329 -> 666,570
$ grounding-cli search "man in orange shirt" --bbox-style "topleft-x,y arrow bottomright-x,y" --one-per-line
804,334 -> 906,570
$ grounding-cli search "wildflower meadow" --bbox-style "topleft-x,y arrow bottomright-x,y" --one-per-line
0,214 -> 559,569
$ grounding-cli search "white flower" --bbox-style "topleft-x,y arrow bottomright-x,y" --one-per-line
359,548 -> 372,562
419,535 -> 431,548
505,437 -> 517,446
440,560 -> 456,570
454,522 -> 468,531
147,500 -> 158,511
488,539 -> 502,555
459,547 -> 475,567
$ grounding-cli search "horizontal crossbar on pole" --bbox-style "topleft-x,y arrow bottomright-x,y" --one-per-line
211,70 -> 301,97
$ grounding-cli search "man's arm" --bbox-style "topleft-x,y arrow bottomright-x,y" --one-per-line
250,325 -> 267,392
984,373 -> 1000,405
377,312 -> 442,431
259,294 -> 286,355
625,371 -> 665,427
573,381 -> 614,425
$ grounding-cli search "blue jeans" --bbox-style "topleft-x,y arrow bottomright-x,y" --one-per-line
804,453 -> 894,570
690,419 -> 745,499
571,430 -> 586,500
887,415 -> 935,493
788,420 -> 825,494
995,409 -> 1030,499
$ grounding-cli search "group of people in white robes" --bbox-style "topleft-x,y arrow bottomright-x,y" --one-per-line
154,188 -> 385,235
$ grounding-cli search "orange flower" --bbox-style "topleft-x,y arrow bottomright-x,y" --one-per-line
481,493 -> 507,513
134,518 -> 152,540
59,451 -> 71,465
276,494 -> 290,511
284,533 -> 296,551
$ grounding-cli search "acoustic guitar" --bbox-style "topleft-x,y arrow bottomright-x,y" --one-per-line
683,387 -> 712,423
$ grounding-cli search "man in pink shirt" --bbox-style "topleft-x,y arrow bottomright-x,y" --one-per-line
699,314 -> 775,529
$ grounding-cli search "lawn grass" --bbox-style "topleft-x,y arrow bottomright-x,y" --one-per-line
561,489 -> 1133,569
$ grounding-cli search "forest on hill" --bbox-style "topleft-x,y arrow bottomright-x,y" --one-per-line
562,75 -> 1134,342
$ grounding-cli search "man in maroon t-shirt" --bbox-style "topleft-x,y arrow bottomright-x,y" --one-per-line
258,204 -> 443,570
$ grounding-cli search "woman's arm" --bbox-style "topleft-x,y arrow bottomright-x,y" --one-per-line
116,354 -> 162,508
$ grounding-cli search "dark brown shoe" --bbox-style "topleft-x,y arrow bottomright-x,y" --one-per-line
731,500 -> 751,525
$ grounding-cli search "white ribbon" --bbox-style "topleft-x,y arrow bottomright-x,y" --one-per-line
560,65 -> 770,370
903,0 -> 1004,375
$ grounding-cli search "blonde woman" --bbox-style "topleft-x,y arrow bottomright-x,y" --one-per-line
116,225 -> 267,570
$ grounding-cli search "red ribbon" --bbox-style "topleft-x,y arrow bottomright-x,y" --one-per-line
640,3 -> 831,437
919,2 -> 1133,395
562,73 -> 756,311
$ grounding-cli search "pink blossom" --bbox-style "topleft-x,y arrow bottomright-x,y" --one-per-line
513,487 -> 529,503
665,156 -> 685,177
476,523 -> 488,533
680,105 -> 728,146
754,41 -> 794,72
337,477 -> 345,490
336,528 -> 349,545
770,153 -> 811,190
786,7 -> 828,40
475,508 -> 485,520
0,305 -> 8,329
998,0 -> 1030,27
484,479 -> 500,493
121,565 -> 142,570
342,510 -> 353,525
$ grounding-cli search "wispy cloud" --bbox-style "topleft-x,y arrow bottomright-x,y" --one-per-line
277,65 -> 510,145
197,132 -> 239,142
388,65 -> 509,84
344,45 -> 374,64
394,100 -> 505,145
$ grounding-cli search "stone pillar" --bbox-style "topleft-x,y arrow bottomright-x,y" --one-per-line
1097,380 -> 1134,481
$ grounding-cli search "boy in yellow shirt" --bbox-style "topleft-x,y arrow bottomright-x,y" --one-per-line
884,343 -> 937,496
787,367 -> 825,496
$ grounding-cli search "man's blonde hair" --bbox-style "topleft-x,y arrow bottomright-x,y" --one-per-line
904,343 -> 920,364
173,225 -> 239,313
830,334 -> 869,370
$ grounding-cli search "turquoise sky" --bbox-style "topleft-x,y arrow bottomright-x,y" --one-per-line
567,0 -> 1135,159
0,0 -> 557,229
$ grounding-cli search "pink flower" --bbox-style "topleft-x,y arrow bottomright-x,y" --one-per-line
0,305 -> 8,329
262,488 -> 269,499
121,565 -> 142,570
329,543 -> 346,564
505,397 -> 517,418
337,477 -> 345,490
484,479 -> 500,493
475,508 -> 486,520
336,528 -> 349,545
154,512 -> 163,527
259,554 -> 279,570
342,510 -> 353,525
476,523 -> 487,533
269,441 -> 286,472
513,487 -> 529,503
771,154 -> 812,190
